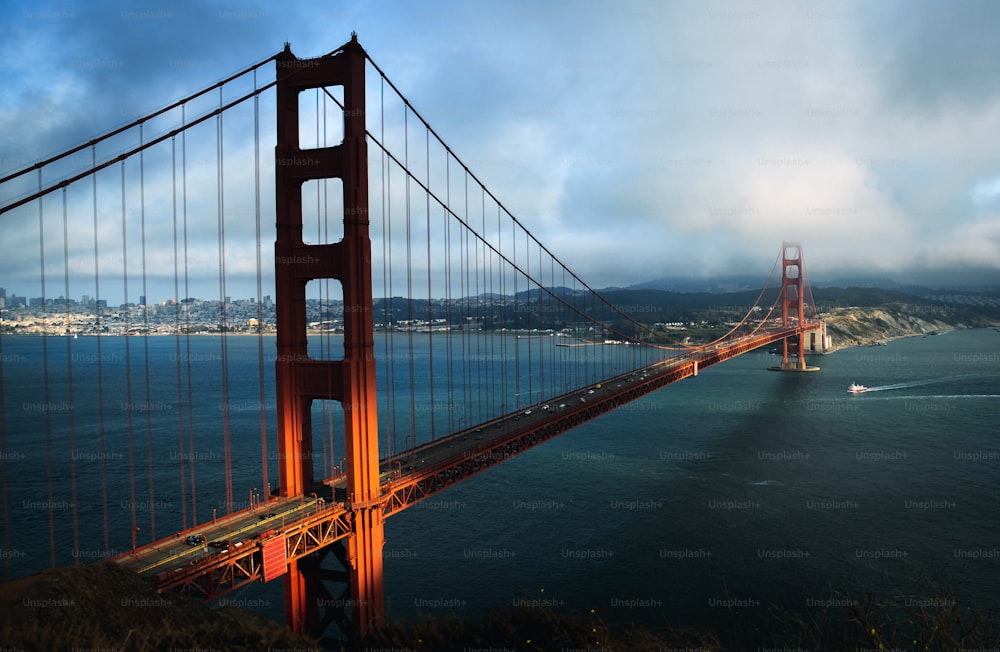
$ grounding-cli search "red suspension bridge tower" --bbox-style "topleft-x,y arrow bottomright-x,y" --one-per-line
274,35 -> 385,637
774,241 -> 821,372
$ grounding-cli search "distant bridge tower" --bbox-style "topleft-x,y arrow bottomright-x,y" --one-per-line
274,35 -> 384,638
776,241 -> 820,372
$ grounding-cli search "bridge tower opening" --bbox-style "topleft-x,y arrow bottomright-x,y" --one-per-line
774,241 -> 821,372
274,35 -> 384,639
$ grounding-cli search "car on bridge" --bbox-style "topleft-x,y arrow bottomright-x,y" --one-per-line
208,539 -> 243,552
186,534 -> 205,546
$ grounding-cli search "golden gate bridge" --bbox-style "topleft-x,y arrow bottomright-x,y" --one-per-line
0,35 -> 824,642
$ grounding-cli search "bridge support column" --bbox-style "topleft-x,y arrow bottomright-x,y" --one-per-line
274,35 -> 385,640
771,242 -> 820,372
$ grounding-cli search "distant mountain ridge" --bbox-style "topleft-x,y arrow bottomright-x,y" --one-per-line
625,275 -> 1000,295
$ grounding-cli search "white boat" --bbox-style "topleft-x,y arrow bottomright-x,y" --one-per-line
848,382 -> 868,394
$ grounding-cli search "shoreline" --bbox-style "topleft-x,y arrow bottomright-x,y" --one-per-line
822,326 -> 958,355
818,304 -> 996,353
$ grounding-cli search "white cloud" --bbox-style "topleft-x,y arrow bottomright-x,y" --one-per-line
2,0 -> 1000,299
971,175 -> 1000,205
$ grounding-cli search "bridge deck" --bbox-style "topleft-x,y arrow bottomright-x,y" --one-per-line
113,324 -> 816,598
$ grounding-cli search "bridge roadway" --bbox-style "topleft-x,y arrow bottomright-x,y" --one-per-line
113,325 -> 813,598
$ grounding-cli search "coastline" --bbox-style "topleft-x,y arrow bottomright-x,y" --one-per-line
823,327 -> 956,354
818,305 -> 994,353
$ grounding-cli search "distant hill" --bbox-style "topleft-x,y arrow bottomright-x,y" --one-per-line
627,274 -> 1000,295
597,285 -> 994,322
626,274 -> 763,293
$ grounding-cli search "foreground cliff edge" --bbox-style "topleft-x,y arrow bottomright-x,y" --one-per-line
2,561 -> 998,651
0,561 -> 320,651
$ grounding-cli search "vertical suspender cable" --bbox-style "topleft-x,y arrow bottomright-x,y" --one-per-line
91,145 -> 110,552
404,107 -> 415,447
139,125 -> 156,539
171,133 -> 188,530
461,176 -> 470,428
425,129 -> 435,439
61,188 -> 80,562
490,203 -> 497,415
327,95 -> 336,477
38,172 -> 56,566
315,89 -> 327,475
379,75 -> 395,461
496,203 -> 505,417
571,277 -> 588,387
472,191 -> 479,419
444,155 -> 454,435
539,243 -> 545,402
549,256 -> 555,398
217,89 -> 233,514
512,207 -> 518,412
181,106 -> 197,524
525,230 -> 531,409
121,162 -> 138,551
471,189 -> 479,421
482,191 -> 492,418
590,281 -> 596,383
316,89 -> 332,478
323,93 -> 334,478
253,71 -> 269,498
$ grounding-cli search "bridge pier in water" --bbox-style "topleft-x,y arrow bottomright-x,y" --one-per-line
274,35 -> 384,640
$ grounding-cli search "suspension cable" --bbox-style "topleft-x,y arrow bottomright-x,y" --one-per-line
362,54 -> 678,345
1,83 -> 278,217
0,55 -> 280,188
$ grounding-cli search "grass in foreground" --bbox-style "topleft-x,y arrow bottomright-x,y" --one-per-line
360,584 -> 1000,652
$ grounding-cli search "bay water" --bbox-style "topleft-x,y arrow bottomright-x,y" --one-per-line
2,328 -> 998,643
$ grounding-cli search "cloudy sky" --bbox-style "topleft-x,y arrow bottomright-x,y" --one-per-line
2,0 -> 1000,302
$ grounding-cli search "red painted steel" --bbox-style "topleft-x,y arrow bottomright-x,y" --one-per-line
262,537 -> 288,582
273,34 -> 384,638
780,241 -> 808,369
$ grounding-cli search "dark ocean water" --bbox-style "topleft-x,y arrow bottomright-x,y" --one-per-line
2,328 -> 998,643
378,328 -> 1000,643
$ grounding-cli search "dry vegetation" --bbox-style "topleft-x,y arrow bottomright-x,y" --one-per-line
0,561 -> 319,651
1,562 -> 998,651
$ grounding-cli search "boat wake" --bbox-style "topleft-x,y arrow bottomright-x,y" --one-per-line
864,376 -> 964,392
864,394 -> 1000,400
